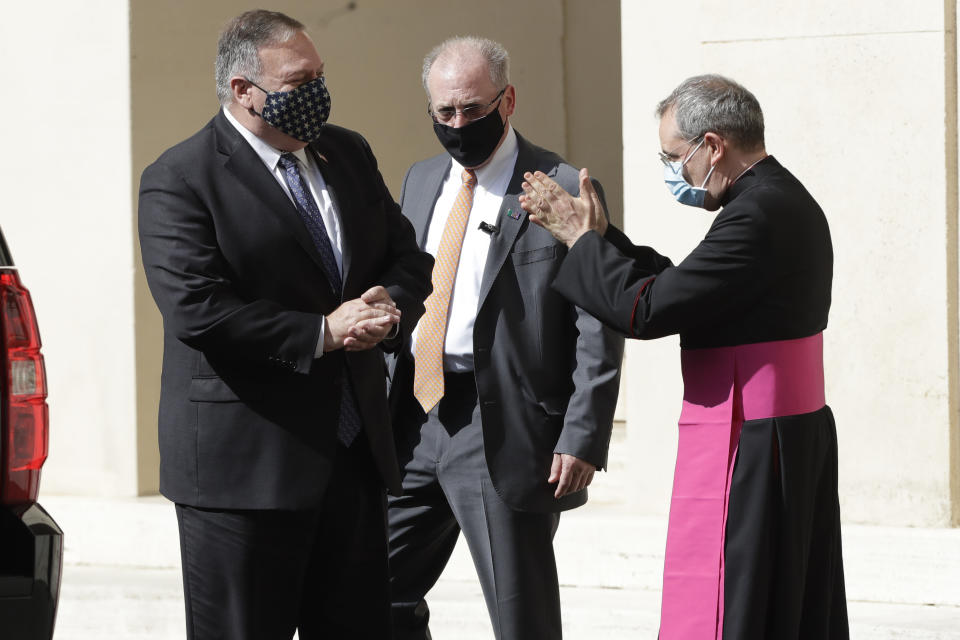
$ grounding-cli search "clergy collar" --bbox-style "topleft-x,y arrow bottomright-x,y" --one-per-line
719,155 -> 781,207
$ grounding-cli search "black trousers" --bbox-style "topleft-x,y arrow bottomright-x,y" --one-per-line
388,372 -> 562,640
723,406 -> 849,639
175,439 -> 390,640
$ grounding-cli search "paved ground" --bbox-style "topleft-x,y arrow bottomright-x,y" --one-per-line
42,487 -> 960,639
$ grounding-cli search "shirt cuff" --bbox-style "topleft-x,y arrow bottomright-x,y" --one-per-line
385,321 -> 400,341
314,315 -> 326,358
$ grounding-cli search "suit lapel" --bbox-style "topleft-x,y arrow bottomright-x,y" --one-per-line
411,156 -> 450,249
476,135 -> 539,312
410,136 -> 544,312
216,114 -> 337,299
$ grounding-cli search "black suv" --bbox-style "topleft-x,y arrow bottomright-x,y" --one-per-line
0,226 -> 62,639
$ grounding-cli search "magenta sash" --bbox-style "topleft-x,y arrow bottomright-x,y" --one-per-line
659,333 -> 826,639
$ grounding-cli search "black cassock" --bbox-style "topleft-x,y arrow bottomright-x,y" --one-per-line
554,156 -> 849,639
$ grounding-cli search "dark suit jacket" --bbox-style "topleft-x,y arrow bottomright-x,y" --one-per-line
389,131 -> 624,513
554,156 -> 832,347
138,112 -> 433,510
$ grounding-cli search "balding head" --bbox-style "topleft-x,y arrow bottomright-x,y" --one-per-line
422,36 -> 509,101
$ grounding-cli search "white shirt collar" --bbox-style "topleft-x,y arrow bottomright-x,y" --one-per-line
450,124 -> 518,188
222,106 -> 310,171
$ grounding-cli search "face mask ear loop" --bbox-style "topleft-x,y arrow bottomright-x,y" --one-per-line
241,78 -> 269,119
681,137 -> 706,168
699,162 -> 717,189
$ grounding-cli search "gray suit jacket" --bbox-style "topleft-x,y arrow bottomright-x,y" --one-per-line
389,131 -> 624,513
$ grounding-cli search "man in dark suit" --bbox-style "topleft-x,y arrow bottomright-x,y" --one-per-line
521,74 -> 848,639
387,36 -> 624,640
137,10 -> 433,640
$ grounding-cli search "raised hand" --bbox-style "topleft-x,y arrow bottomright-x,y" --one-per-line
520,168 -> 607,248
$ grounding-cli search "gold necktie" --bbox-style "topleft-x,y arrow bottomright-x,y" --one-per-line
413,169 -> 478,413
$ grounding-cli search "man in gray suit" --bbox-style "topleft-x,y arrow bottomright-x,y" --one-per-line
386,36 -> 624,640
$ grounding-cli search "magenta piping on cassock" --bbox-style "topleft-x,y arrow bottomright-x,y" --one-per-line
658,332 -> 826,639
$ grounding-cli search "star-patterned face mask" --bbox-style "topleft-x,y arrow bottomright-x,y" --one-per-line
247,75 -> 331,143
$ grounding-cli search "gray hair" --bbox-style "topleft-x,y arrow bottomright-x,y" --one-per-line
421,36 -> 510,99
656,74 -> 765,151
215,10 -> 305,106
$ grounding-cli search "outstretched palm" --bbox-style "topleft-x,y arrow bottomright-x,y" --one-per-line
519,168 -> 608,247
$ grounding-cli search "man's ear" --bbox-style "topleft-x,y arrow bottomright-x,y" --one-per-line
502,84 -> 517,118
231,76 -> 254,108
704,131 -> 725,164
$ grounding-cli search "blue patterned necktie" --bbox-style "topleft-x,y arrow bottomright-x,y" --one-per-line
278,153 -> 342,293
278,152 -> 361,447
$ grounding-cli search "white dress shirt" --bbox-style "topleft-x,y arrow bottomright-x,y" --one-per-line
409,125 -> 519,372
223,107 -> 342,357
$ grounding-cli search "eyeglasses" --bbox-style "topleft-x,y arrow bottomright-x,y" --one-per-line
246,73 -> 325,94
429,88 -> 506,125
658,136 -> 704,168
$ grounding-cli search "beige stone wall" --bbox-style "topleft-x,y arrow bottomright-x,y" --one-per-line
562,1 -> 624,227
0,2 -> 139,496
951,0 -> 960,530
620,1 -> 959,526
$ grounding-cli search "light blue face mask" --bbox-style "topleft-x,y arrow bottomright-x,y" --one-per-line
663,138 -> 716,208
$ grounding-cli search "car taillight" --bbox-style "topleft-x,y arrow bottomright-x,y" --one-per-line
0,269 -> 48,506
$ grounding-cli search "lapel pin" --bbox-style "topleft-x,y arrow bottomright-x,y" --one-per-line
507,208 -> 522,220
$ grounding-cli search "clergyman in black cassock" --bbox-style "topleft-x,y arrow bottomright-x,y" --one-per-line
521,74 -> 849,640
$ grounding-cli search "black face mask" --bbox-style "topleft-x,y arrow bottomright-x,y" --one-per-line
432,106 -> 505,168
